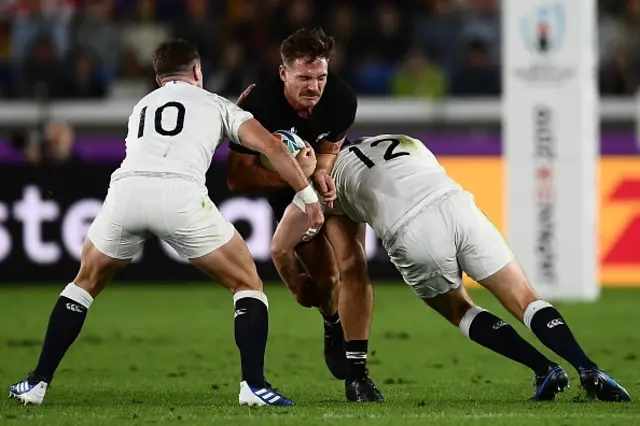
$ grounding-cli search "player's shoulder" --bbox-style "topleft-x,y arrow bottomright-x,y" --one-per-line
323,73 -> 358,113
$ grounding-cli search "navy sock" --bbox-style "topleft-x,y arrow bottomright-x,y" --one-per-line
524,300 -> 598,371
461,306 -> 555,376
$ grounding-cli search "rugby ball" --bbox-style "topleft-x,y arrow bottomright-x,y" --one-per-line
259,130 -> 307,171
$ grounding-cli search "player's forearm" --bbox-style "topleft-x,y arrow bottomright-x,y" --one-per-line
227,156 -> 289,192
235,118 -> 310,192
261,145 -> 310,192
315,153 -> 338,173
315,139 -> 342,173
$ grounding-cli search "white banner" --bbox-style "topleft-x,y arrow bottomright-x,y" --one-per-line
503,0 -> 599,300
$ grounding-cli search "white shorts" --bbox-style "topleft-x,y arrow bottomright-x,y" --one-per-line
87,176 -> 235,260
388,191 -> 514,299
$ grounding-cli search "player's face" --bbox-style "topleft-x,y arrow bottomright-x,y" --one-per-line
280,57 -> 328,110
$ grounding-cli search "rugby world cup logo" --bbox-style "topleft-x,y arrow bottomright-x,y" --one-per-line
521,2 -> 565,55
514,1 -> 573,83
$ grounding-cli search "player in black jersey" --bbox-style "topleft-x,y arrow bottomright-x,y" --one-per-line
227,28 -> 359,382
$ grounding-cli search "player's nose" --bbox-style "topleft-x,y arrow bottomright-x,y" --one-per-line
307,80 -> 319,93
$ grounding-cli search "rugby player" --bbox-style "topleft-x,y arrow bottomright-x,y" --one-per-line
227,28 -> 359,380
8,39 -> 325,407
277,134 -> 631,403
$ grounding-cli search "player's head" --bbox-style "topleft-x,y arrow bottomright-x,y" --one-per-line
152,39 -> 203,88
279,28 -> 334,110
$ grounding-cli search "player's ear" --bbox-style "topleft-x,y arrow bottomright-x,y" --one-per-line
279,65 -> 286,81
193,63 -> 200,82
155,76 -> 162,87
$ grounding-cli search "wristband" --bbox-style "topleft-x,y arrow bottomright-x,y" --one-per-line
297,185 -> 318,204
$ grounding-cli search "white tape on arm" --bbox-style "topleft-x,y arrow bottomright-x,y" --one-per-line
296,185 -> 318,204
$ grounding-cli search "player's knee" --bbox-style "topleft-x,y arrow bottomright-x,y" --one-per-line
311,269 -> 341,294
425,288 -> 475,326
72,267 -> 103,297
269,239 -> 288,262
453,301 -> 479,326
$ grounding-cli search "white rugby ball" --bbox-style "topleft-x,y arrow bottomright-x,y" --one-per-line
260,130 -> 307,171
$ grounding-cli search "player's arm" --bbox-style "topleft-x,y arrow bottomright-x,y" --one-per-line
313,86 -> 358,204
227,146 -> 289,192
226,87 -> 314,192
219,96 -> 324,234
235,119 -> 311,193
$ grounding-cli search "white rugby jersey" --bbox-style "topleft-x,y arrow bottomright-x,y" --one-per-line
332,134 -> 461,246
112,81 -> 253,184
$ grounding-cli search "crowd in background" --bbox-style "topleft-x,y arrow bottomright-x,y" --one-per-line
0,0 -> 638,101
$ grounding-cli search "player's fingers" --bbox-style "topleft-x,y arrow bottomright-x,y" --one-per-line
302,227 -> 319,241
299,146 -> 311,156
236,84 -> 255,104
316,176 -> 328,194
242,84 -> 256,96
323,177 -> 336,201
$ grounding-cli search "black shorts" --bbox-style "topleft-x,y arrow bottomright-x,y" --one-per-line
267,189 -> 296,222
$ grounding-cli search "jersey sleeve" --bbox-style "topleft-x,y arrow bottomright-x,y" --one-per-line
228,86 -> 262,155
216,95 -> 254,145
324,81 -> 358,143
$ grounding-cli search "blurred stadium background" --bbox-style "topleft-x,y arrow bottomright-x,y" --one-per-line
0,0 -> 638,286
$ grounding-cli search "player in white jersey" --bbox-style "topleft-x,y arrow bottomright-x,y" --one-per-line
278,134 -> 630,403
9,39 -> 325,408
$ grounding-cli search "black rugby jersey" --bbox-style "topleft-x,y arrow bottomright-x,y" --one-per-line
229,73 -> 358,219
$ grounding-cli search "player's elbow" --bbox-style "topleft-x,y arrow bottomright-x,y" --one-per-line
227,151 -> 254,192
226,168 -> 243,192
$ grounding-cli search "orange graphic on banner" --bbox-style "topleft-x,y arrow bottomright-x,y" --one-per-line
437,157 -> 640,286
603,178 -> 640,264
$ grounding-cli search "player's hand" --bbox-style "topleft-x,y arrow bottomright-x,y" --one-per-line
303,201 -> 324,241
293,273 -> 321,308
236,84 -> 255,105
297,146 -> 317,178
312,169 -> 336,208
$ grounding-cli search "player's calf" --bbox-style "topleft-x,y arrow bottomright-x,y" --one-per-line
480,259 -> 631,402
423,285 -> 568,400
190,232 -> 295,403
9,239 -> 128,404
272,204 -> 347,380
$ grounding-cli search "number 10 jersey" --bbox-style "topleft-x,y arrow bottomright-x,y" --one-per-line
113,81 -> 253,186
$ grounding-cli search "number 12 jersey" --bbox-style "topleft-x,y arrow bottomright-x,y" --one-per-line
332,134 -> 461,247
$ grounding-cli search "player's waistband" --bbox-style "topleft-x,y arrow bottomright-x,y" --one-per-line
382,185 -> 463,250
111,171 -> 205,187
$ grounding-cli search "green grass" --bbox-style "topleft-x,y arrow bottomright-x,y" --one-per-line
0,283 -> 639,425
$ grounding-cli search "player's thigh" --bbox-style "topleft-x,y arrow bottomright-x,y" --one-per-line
190,231 -> 263,293
158,185 -> 236,261
388,210 -> 463,300
478,259 -> 539,321
86,181 -> 146,261
452,191 -> 515,282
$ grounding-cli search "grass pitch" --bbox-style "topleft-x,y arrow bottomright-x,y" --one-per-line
0,283 -> 639,425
